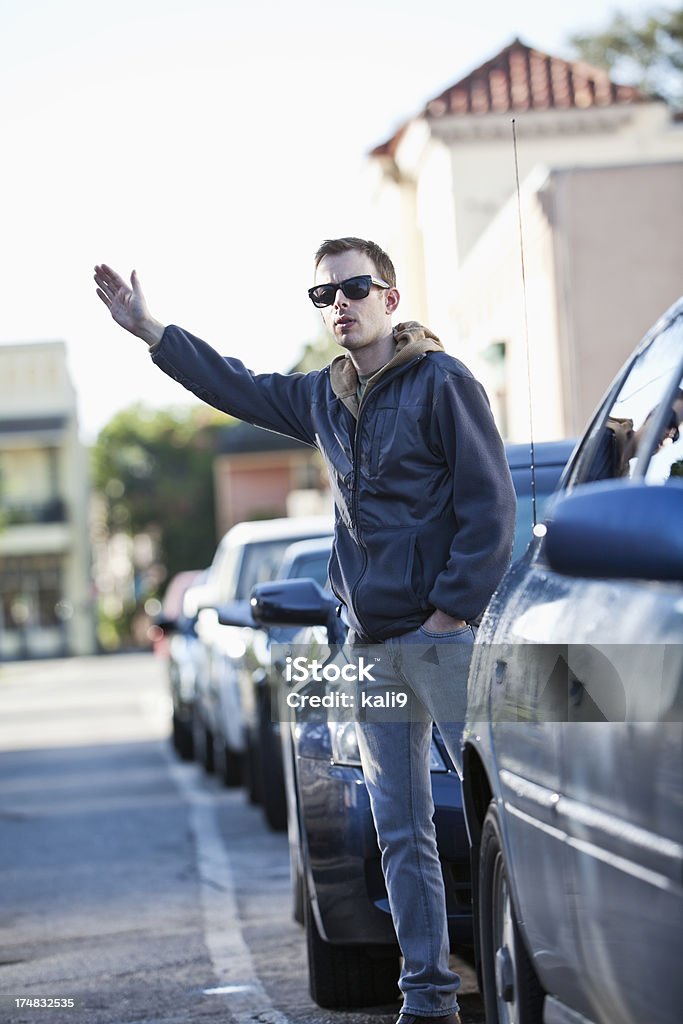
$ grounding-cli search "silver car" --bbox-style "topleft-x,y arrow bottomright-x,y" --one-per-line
463,298 -> 683,1024
193,515 -> 333,786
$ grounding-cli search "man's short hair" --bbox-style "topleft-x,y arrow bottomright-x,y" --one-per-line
314,237 -> 396,288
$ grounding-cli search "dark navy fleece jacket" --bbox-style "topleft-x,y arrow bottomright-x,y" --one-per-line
151,321 -> 516,642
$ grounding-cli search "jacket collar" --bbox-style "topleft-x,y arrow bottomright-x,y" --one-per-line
328,321 -> 444,418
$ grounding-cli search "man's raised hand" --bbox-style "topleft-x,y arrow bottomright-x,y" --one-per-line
93,264 -> 165,347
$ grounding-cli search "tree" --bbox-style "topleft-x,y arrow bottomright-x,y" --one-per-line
290,332 -> 340,372
568,5 -> 683,109
91,403 -> 229,593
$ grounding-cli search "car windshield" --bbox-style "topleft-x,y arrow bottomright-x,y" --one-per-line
571,313 -> 683,485
288,552 -> 331,587
645,366 -> 683,484
235,537 -> 322,599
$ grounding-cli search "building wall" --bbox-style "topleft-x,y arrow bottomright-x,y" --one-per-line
552,161 -> 683,432
370,100 -> 683,367
366,159 -> 427,323
453,161 -> 683,440
368,93 -> 683,441
441,103 -> 682,271
454,167 -> 565,441
213,449 -> 326,539
0,341 -> 95,659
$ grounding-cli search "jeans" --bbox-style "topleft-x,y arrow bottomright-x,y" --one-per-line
352,624 -> 476,1017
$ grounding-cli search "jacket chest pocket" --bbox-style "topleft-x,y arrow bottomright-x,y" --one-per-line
361,405 -> 434,479
317,433 -> 354,525
363,409 -> 391,478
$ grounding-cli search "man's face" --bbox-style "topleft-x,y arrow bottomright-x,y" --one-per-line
314,251 -> 399,355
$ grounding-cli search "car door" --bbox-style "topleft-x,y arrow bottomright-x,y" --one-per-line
555,339 -> 683,1024
484,306 -> 683,1017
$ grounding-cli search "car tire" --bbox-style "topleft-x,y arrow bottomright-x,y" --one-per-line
479,801 -> 545,1024
214,734 -> 243,788
192,710 -> 214,774
304,875 -> 400,1009
171,710 -> 194,761
244,734 -> 263,805
258,687 -> 287,831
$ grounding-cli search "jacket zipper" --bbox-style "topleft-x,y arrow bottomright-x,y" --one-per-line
347,355 -> 426,635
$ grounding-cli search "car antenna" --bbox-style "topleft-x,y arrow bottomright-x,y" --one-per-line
512,118 -> 539,530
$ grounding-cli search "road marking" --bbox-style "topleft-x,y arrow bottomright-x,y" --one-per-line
166,757 -> 292,1024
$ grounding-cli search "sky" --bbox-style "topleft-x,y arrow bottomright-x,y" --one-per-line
1,0 -> 676,442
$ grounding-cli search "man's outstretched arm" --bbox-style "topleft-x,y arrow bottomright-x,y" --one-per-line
93,263 -> 318,446
93,264 -> 166,348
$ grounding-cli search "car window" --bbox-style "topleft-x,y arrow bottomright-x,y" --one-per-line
235,535 -> 331,599
211,541 -> 241,603
644,371 -> 683,483
235,539 -> 296,600
289,552 -> 331,586
568,313 -> 683,487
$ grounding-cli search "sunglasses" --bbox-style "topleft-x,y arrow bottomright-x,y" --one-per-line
308,274 -> 391,308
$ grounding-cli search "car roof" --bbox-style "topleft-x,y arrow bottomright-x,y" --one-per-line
280,535 -> 334,566
278,532 -> 335,573
216,514 -> 334,550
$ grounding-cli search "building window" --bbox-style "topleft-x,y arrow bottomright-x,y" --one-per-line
0,555 -> 64,631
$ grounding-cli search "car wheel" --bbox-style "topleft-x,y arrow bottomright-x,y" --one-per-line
479,802 -> 545,1024
258,688 -> 287,831
214,734 -> 243,788
171,710 -> 194,761
192,710 -> 214,774
304,875 -> 400,1009
243,734 -> 263,804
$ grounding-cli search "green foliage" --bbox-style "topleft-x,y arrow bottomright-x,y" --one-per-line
91,403 -> 229,588
569,5 -> 683,109
290,333 -> 340,372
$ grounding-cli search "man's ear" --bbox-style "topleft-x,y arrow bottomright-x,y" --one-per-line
386,287 -> 400,314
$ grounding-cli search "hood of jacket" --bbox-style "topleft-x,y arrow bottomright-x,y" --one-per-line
328,321 -> 444,417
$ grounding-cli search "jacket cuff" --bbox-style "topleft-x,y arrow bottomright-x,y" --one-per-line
148,325 -> 171,355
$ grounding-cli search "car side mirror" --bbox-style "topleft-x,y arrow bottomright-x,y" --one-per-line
216,600 -> 256,628
544,480 -> 683,581
251,578 -> 336,627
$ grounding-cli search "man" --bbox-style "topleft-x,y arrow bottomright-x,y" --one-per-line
94,238 -> 516,1024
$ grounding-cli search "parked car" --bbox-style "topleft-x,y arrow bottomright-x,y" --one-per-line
251,440 -> 574,1010
152,568 -> 205,759
462,297 -> 683,1024
193,515 -> 332,786
164,572 -> 210,760
234,535 -> 334,829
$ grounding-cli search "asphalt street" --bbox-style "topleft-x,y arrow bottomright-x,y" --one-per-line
0,654 -> 483,1024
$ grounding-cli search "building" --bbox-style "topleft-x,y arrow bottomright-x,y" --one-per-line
213,422 -> 331,538
454,159 -> 683,439
0,341 -> 95,659
367,39 -> 683,439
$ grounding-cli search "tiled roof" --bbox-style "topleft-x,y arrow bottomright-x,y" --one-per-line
371,38 -> 648,157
